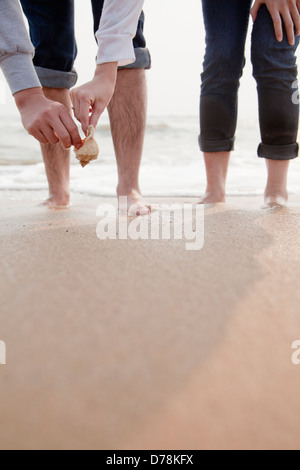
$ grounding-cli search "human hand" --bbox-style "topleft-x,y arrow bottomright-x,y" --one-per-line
14,87 -> 82,149
251,0 -> 300,45
70,62 -> 118,134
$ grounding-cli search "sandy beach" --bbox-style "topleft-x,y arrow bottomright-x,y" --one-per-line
0,189 -> 300,450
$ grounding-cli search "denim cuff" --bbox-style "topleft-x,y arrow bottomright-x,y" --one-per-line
199,135 -> 235,152
34,66 -> 78,89
258,142 -> 299,160
118,47 -> 151,70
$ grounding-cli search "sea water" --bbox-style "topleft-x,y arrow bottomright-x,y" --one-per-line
0,112 -> 300,197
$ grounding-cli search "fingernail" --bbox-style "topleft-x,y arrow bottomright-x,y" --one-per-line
76,143 -> 82,149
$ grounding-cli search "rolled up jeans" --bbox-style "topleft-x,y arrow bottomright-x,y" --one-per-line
199,0 -> 299,160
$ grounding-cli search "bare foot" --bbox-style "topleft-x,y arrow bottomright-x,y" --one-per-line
263,159 -> 289,209
197,190 -> 226,204
117,189 -> 151,216
262,191 -> 288,209
42,193 -> 70,209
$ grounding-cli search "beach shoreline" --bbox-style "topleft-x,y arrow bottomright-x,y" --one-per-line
1,190 -> 300,450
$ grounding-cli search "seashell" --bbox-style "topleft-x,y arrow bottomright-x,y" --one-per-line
74,125 -> 99,168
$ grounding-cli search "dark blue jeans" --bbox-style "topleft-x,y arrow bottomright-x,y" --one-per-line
20,0 -> 151,89
200,0 -> 299,160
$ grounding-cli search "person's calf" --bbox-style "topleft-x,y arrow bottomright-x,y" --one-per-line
198,151 -> 230,204
41,88 -> 73,207
108,69 -> 150,215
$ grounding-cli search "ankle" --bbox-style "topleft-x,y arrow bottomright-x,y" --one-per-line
264,186 -> 288,203
264,183 -> 288,198
48,189 -> 70,205
117,184 -> 141,197
205,184 -> 226,198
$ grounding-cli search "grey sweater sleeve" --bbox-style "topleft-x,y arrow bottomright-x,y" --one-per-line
0,0 -> 41,94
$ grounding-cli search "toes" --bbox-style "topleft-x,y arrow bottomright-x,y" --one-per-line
118,196 -> 152,216
262,201 -> 285,211
148,203 -> 162,212
127,203 -> 151,217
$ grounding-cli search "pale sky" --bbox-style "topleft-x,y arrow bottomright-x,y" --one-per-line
0,0 -> 288,118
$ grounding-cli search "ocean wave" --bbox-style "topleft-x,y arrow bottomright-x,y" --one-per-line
1,115 -> 300,195
1,161 -> 300,197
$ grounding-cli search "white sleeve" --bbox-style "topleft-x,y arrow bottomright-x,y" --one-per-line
95,0 -> 144,67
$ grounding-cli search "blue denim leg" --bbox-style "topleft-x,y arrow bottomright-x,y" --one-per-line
91,0 -> 151,70
252,5 -> 299,160
20,0 -> 78,89
199,0 -> 252,152
21,0 -> 151,90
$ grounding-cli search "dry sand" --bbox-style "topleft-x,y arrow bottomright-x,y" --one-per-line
0,189 -> 300,450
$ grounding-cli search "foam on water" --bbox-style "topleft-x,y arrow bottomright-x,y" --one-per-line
0,114 -> 299,196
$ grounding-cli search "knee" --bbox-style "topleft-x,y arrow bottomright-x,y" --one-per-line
252,42 -> 298,92
202,47 -> 245,91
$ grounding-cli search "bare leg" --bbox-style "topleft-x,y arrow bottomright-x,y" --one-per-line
263,159 -> 289,207
41,87 -> 71,207
198,152 -> 230,204
108,69 -> 150,216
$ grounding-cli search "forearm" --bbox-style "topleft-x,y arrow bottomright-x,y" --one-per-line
95,0 -> 144,66
93,62 -> 118,84
14,87 -> 44,111
0,0 -> 41,94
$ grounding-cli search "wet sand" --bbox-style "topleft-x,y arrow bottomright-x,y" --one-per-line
0,190 -> 300,450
